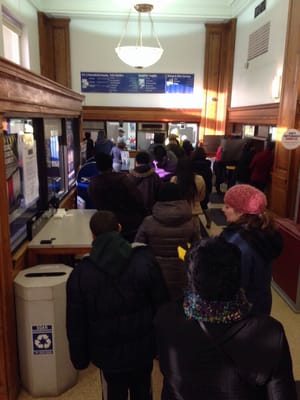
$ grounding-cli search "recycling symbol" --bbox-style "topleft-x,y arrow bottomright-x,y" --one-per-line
34,333 -> 52,349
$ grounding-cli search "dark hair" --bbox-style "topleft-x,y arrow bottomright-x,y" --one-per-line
117,141 -> 126,149
97,129 -> 106,138
135,151 -> 150,165
153,132 -> 165,144
193,146 -> 206,160
90,210 -> 119,236
175,158 -> 197,202
182,139 -> 194,155
157,182 -> 183,202
153,145 -> 167,162
95,152 -> 113,171
185,237 -> 241,301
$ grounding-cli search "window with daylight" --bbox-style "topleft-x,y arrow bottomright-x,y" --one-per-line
2,6 -> 23,65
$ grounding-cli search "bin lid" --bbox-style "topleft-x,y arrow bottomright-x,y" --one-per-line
14,264 -> 73,300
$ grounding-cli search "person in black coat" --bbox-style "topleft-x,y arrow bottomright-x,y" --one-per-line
155,236 -> 297,400
191,146 -> 213,228
235,140 -> 256,184
88,152 -> 146,242
127,151 -> 162,215
67,210 -> 168,400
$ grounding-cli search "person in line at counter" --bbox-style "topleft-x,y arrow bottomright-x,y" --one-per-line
152,145 -> 177,182
83,131 -> 95,161
88,152 -> 146,242
191,146 -> 213,229
249,140 -> 275,192
135,182 -> 196,300
127,151 -> 162,215
155,236 -> 297,400
111,141 -> 126,172
148,132 -> 177,162
95,129 -> 114,155
221,184 -> 283,314
171,157 -> 206,239
67,210 -> 168,400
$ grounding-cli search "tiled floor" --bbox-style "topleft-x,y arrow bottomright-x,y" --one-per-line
17,194 -> 300,400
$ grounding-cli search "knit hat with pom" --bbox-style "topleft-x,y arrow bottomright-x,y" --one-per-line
224,184 -> 267,215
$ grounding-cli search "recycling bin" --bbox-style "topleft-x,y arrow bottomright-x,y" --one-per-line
14,264 -> 78,396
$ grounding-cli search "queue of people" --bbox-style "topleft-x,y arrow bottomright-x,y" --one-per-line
67,132 -> 297,400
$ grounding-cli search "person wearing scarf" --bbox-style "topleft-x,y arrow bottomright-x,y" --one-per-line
154,236 -> 297,400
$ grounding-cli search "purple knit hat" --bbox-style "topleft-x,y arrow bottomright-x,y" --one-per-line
224,184 -> 267,215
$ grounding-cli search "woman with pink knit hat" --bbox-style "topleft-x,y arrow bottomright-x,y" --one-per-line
221,184 -> 283,314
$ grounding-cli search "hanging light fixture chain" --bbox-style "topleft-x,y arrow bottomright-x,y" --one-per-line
137,8 -> 142,47
116,8 -> 132,48
149,12 -> 162,49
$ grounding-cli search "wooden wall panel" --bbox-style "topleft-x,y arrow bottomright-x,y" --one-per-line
0,119 -> 20,400
38,12 -> 71,88
52,20 -> 71,88
227,103 -> 279,126
0,57 -> 83,116
271,0 -> 300,218
82,106 -> 201,123
201,20 -> 236,137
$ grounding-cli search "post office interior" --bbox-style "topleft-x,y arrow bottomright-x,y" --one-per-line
1,1 -> 300,400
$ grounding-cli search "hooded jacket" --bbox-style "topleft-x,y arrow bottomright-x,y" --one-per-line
220,223 -> 283,314
66,232 -> 168,373
135,200 -> 195,300
127,165 -> 162,215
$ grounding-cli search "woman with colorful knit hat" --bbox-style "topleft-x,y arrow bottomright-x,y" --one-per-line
154,236 -> 296,399
221,184 -> 283,314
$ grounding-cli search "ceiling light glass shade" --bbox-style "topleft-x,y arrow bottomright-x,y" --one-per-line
115,45 -> 164,69
115,3 -> 163,69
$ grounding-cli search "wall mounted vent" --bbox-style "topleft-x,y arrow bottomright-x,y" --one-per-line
247,21 -> 270,61
254,0 -> 266,18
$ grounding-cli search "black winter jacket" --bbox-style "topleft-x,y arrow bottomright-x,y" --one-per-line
155,301 -> 297,400
88,171 -> 146,241
66,232 -> 168,373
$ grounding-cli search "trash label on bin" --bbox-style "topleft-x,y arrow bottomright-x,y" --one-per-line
32,325 -> 53,355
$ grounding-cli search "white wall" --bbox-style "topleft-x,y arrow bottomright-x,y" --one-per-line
0,0 -> 289,109
70,17 -> 205,108
231,0 -> 288,107
0,0 -> 40,73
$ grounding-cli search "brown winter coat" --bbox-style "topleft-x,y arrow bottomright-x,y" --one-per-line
135,200 -> 195,300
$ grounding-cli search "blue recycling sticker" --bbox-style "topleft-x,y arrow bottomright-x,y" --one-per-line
32,325 -> 53,355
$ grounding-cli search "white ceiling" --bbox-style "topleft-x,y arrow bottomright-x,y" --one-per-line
30,0 -> 257,22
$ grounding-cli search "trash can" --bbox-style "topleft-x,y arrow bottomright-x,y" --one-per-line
14,264 -> 78,397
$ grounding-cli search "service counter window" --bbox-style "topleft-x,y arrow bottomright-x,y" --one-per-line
3,117 -> 79,252
136,122 -> 167,150
4,118 -> 39,251
168,122 -> 198,148
107,121 -> 137,150
44,118 -> 66,200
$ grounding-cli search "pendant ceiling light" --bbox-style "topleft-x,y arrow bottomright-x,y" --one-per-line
115,3 -> 164,69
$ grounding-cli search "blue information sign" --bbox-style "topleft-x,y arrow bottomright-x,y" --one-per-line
80,72 -> 194,94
